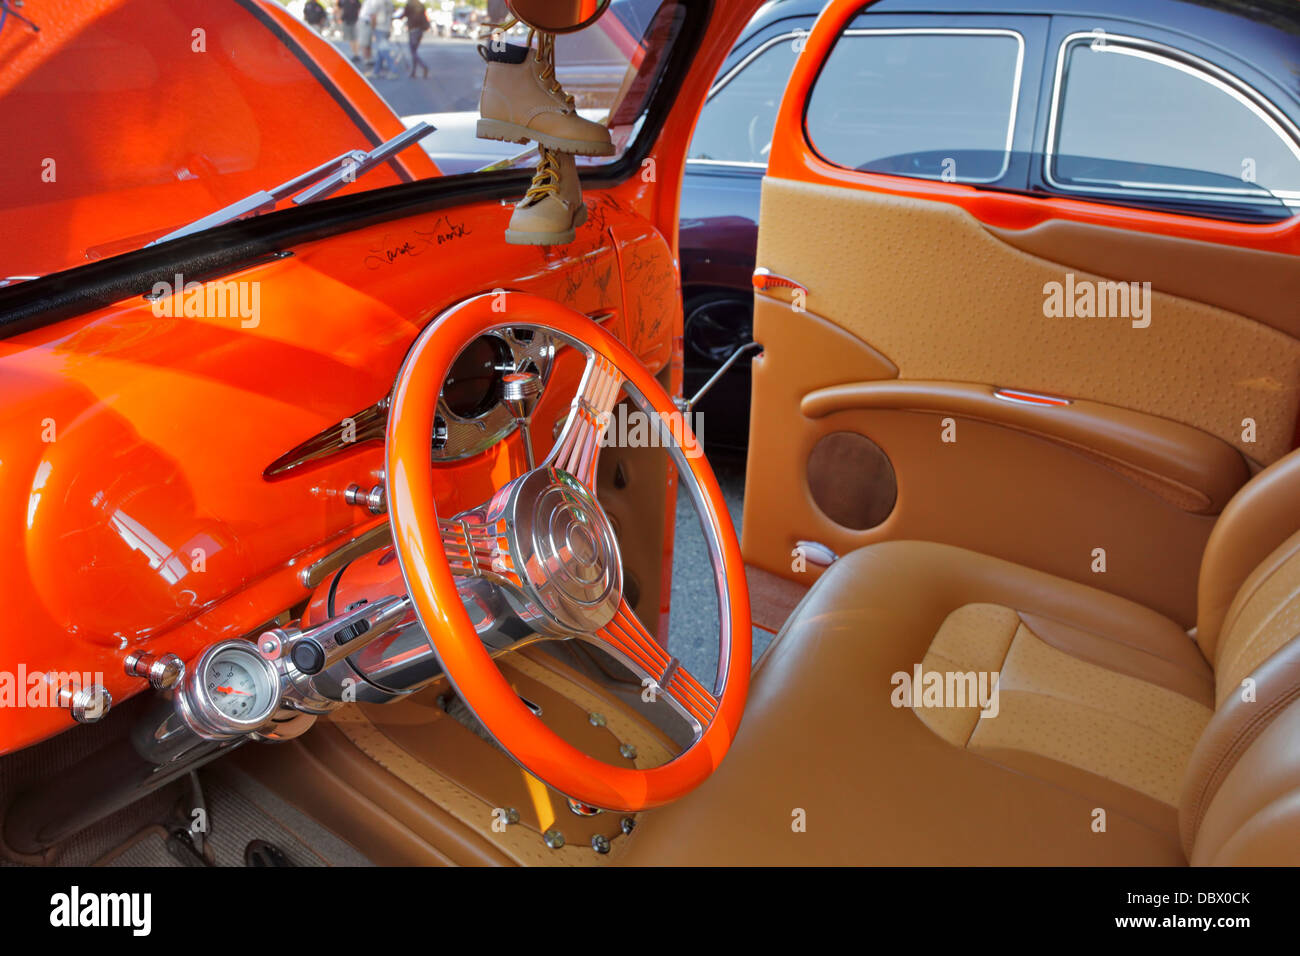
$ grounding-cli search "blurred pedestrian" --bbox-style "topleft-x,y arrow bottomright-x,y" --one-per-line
303,0 -> 327,33
403,1 -> 430,78
359,0 -> 393,67
338,0 -> 361,59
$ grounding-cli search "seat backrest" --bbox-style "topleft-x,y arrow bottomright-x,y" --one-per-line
1180,448 -> 1300,862
1195,448 -> 1300,667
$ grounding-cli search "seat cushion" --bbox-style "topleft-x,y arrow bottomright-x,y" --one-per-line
619,541 -> 1213,866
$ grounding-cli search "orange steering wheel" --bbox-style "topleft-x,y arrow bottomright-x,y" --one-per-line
385,292 -> 750,811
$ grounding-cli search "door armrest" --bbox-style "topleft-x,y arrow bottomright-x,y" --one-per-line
801,380 -> 1249,514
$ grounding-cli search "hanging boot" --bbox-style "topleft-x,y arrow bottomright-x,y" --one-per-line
505,148 -> 588,246
476,41 -> 614,156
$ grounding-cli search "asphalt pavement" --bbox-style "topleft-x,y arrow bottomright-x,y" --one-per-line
328,35 -> 483,115
668,449 -> 773,678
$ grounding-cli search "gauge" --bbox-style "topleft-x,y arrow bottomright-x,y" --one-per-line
179,641 -> 280,738
443,335 -> 513,419
433,328 -> 557,460
206,655 -> 261,720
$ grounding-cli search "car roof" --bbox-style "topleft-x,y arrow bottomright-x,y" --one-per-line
733,0 -> 1300,107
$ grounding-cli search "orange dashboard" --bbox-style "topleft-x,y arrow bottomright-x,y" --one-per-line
0,186 -> 681,754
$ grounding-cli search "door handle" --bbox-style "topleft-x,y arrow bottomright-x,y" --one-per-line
752,267 -> 808,296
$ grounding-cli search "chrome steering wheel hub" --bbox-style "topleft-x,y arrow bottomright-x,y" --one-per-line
504,467 -> 622,635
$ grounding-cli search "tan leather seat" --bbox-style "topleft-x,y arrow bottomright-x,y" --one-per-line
620,449 -> 1300,865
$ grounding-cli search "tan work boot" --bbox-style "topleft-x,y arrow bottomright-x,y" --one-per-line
477,41 -> 614,156
505,148 -> 589,246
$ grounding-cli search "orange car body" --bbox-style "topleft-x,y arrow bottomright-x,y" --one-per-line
0,0 -> 759,754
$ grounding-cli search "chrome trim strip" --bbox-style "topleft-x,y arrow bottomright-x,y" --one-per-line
684,158 -> 767,170
299,523 -> 392,588
706,30 -> 808,100
1044,32 -> 1300,210
993,387 -> 1073,407
265,399 -> 388,479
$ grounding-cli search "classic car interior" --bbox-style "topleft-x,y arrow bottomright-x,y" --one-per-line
0,0 -> 1298,872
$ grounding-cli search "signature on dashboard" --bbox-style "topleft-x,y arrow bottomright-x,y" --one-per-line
363,217 -> 472,269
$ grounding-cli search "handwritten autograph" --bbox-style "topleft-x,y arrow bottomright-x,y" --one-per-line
363,216 -> 473,270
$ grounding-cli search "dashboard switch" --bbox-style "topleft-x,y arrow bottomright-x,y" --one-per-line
290,639 -> 327,676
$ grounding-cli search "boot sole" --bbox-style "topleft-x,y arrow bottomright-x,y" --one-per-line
504,204 -> 589,246
477,119 -> 615,157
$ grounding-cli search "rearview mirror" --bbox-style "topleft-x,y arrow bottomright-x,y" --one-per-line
505,0 -> 612,34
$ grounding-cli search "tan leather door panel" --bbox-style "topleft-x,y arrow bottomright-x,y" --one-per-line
742,179 -> 1300,624
756,180 -> 1300,463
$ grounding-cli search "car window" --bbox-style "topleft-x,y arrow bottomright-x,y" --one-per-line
688,32 -> 802,166
290,0 -> 675,176
0,0 -> 686,280
805,29 -> 1024,183
1048,34 -> 1300,214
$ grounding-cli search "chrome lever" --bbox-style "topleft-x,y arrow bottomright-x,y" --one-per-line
502,371 -> 544,471
795,540 -> 839,568
675,341 -> 762,414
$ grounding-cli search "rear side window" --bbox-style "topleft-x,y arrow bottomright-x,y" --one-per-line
806,29 -> 1024,183
1047,34 -> 1300,218
690,33 -> 802,166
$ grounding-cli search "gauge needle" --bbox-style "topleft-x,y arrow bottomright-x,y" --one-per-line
216,686 -> 251,696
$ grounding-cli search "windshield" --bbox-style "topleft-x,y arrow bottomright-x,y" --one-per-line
0,0 -> 682,282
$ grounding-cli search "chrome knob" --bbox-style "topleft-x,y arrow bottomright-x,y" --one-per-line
124,651 -> 185,689
502,371 -> 543,421
345,483 -> 387,515
56,684 -> 113,724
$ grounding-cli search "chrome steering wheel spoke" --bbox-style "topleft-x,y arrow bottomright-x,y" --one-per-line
579,599 -> 720,739
438,510 -> 523,588
547,352 -> 623,490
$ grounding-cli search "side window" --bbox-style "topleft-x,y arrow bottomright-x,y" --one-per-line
805,30 -> 1024,183
689,34 -> 803,166
1048,34 -> 1300,218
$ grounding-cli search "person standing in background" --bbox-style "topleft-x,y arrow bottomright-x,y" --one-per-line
338,0 -> 362,60
403,2 -> 431,79
358,0 -> 394,68
303,0 -> 327,33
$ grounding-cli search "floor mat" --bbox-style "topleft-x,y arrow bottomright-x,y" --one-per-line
3,754 -> 372,868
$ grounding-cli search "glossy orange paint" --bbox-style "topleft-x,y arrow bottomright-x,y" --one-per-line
0,191 -> 669,753
384,293 -> 750,811
770,0 -> 1300,255
0,0 -> 765,757
0,0 -> 437,279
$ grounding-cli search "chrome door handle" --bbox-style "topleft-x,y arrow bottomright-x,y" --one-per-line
752,267 -> 808,295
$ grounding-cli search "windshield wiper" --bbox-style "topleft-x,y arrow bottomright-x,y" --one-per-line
147,122 -> 436,247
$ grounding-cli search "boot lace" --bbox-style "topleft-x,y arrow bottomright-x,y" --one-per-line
521,148 -> 563,207
536,33 -> 576,109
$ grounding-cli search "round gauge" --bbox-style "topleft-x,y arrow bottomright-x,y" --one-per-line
443,335 -> 512,420
181,641 -> 280,737
206,653 -> 262,720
